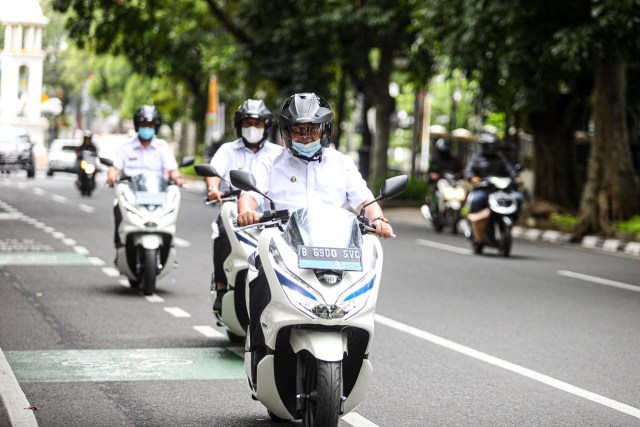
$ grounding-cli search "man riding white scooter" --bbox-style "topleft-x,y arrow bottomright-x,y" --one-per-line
106,105 -> 184,264
236,93 -> 394,387
206,99 -> 282,314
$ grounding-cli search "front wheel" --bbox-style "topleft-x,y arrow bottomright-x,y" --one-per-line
142,248 -> 157,295
499,221 -> 512,257
301,356 -> 342,427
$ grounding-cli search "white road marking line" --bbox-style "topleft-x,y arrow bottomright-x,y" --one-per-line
101,267 -> 120,277
43,226 -> 55,233
173,237 -> 191,247
52,231 -> 65,239
145,294 -> 165,303
51,194 -> 68,203
342,412 -> 380,427
0,346 -> 39,427
33,187 -> 45,196
33,222 -> 45,228
73,246 -> 90,255
557,270 -> 640,293
78,203 -> 95,213
415,239 -> 473,255
87,257 -> 105,266
119,279 -> 130,287
164,307 -> 192,318
193,325 -> 225,338
62,238 -> 76,246
374,314 -> 640,420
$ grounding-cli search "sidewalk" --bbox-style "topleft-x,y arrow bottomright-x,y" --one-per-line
383,206 -> 640,258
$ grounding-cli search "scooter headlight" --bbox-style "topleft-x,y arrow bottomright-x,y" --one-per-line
334,274 -> 376,319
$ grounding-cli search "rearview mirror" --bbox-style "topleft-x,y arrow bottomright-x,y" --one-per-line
194,164 -> 220,178
180,156 -> 195,168
230,170 -> 258,192
99,157 -> 113,167
380,175 -> 408,200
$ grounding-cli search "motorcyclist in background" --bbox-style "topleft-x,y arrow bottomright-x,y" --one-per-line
464,132 -> 523,220
206,99 -> 282,314
426,138 -> 464,218
106,105 -> 183,260
75,130 -> 98,185
236,93 -> 394,386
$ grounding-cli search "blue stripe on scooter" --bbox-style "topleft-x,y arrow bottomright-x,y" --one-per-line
343,276 -> 376,302
234,231 -> 257,248
275,269 -> 318,301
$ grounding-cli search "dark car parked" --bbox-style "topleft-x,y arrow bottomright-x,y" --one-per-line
0,128 -> 35,178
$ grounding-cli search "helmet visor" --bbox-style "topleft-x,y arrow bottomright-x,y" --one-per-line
289,123 -> 322,141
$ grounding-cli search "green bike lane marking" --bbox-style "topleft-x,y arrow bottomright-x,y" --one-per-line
0,252 -> 91,266
5,348 -> 244,382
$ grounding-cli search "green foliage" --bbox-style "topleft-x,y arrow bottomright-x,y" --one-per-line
550,213 -> 577,228
615,215 -> 640,234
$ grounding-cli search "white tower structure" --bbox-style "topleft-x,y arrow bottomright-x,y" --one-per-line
0,0 -> 49,155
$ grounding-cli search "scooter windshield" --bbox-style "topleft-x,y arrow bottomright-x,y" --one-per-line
283,204 -> 363,251
130,172 -> 168,205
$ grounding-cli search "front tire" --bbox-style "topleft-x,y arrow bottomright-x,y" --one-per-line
226,330 -> 244,344
301,356 -> 342,427
499,221 -> 512,257
142,248 -> 157,296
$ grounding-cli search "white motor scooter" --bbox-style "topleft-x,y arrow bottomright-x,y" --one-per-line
194,164 -> 261,343
101,157 -> 193,295
230,170 -> 407,425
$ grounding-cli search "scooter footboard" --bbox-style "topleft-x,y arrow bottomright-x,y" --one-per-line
289,329 -> 347,362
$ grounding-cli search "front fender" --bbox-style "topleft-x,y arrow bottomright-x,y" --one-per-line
289,329 -> 347,362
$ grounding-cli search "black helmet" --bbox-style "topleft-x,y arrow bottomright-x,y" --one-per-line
234,99 -> 273,146
435,138 -> 451,154
477,132 -> 500,155
133,105 -> 162,132
279,93 -> 333,160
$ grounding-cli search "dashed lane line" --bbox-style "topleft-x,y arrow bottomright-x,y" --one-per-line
415,239 -> 473,255
73,246 -> 90,255
374,314 -> 640,420
145,294 -> 165,303
101,267 -> 120,278
342,413 -> 380,427
174,237 -> 191,247
193,325 -> 225,339
0,347 -> 39,427
32,188 -> 45,196
51,194 -> 68,204
557,270 -> 640,293
164,307 -> 192,318
87,257 -> 105,266
62,238 -> 76,246
78,204 -> 95,213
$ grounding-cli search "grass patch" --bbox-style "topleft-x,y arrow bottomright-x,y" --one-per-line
614,215 -> 640,233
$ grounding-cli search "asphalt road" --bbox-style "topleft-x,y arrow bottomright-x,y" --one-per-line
1,171 -> 639,426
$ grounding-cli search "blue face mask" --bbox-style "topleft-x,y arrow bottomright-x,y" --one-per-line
138,127 -> 156,141
292,140 -> 322,157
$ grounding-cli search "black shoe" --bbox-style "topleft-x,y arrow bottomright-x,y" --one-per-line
213,289 -> 227,313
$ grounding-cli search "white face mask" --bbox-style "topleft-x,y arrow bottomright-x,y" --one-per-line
241,126 -> 264,144
292,139 -> 322,157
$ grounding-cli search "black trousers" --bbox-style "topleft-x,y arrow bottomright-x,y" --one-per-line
212,215 -> 232,285
113,204 -> 122,247
248,266 -> 271,352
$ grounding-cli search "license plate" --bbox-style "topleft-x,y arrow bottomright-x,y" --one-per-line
298,246 -> 362,271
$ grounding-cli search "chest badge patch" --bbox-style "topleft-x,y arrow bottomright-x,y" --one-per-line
290,176 -> 297,183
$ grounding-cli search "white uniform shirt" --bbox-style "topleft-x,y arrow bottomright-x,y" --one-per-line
210,139 -> 283,191
113,136 -> 178,176
250,147 -> 374,213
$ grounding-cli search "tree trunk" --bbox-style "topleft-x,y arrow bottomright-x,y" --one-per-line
529,103 -> 580,209
369,45 -> 395,186
575,54 -> 638,238
332,67 -> 347,150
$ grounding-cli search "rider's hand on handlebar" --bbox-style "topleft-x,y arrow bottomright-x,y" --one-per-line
372,217 -> 394,239
471,176 -> 481,184
207,189 -> 223,204
106,176 -> 117,187
237,209 -> 260,226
